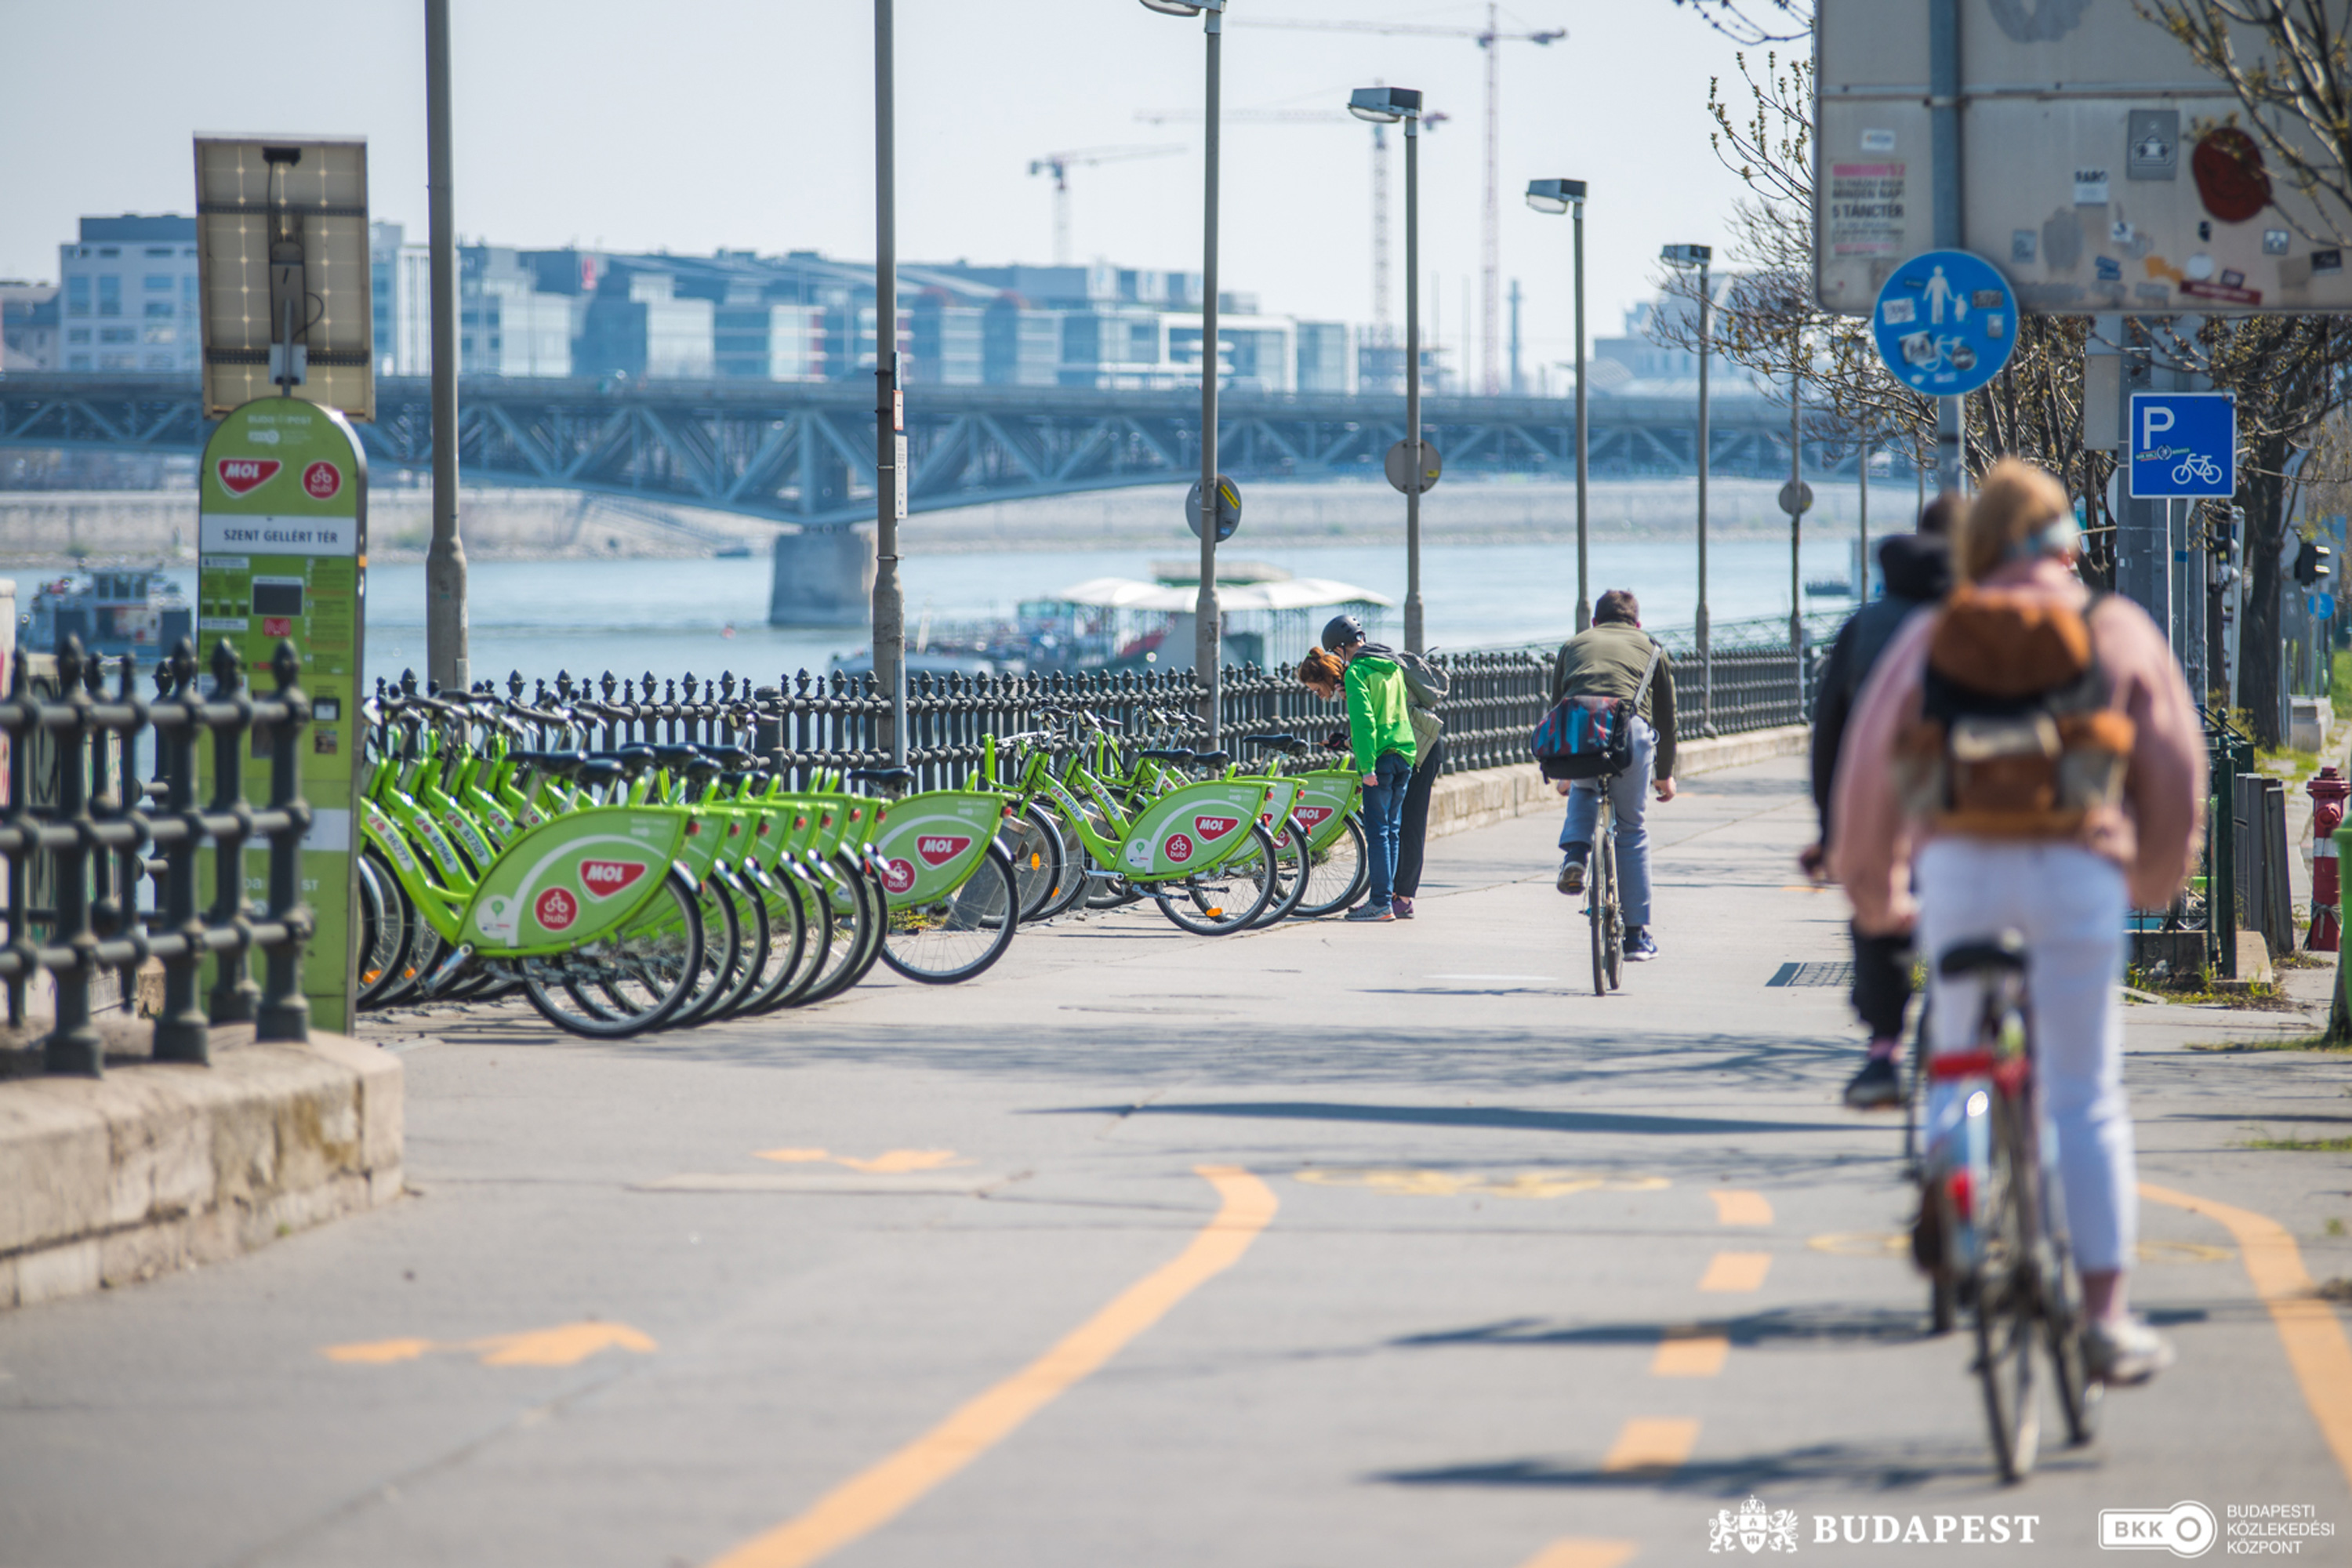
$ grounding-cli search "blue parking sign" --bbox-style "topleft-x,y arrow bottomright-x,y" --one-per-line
1871,250 -> 2018,397
2129,392 -> 2235,499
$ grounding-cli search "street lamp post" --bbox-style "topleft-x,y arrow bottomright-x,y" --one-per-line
1142,0 -> 1225,739
1663,243 -> 1713,732
1351,85 -> 1426,652
1526,179 -> 1588,630
873,0 -> 906,765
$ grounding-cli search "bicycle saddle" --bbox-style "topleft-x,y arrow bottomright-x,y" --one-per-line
508,749 -> 587,772
590,746 -> 659,777
651,744 -> 703,770
575,758 -> 627,789
1137,749 -> 1196,764
848,765 -> 915,789
1938,931 -> 2027,978
1240,734 -> 1305,752
1189,749 -> 1230,769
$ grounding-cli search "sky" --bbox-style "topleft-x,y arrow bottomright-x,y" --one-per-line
0,1 -> 1768,383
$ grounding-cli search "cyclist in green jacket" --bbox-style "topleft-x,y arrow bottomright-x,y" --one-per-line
1324,616 -> 1417,923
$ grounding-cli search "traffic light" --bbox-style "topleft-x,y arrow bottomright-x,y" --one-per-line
2294,537 -> 2334,586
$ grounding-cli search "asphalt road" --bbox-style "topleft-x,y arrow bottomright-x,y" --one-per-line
3,755 -> 2348,1568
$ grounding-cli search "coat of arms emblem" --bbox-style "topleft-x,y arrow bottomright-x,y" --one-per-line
1709,1494 -> 1801,1554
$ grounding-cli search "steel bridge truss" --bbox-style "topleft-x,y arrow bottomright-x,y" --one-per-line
2,376 -> 1909,528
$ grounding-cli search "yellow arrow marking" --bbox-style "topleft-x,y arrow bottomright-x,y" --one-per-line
1295,1167 -> 1668,1199
755,1148 -> 969,1174
322,1320 -> 656,1368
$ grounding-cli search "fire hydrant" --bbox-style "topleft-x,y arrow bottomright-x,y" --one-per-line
2309,768 -> 2350,951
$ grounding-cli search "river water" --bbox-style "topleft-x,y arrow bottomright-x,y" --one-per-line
154,532 -> 1864,695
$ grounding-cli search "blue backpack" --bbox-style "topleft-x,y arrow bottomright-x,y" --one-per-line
1530,641 -> 1663,780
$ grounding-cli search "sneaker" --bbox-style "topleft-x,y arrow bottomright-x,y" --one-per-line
1843,1055 -> 1904,1110
1391,896 -> 1415,919
2085,1316 -> 2175,1386
1344,902 -> 1396,923
1557,851 -> 1588,895
1624,927 -> 1659,961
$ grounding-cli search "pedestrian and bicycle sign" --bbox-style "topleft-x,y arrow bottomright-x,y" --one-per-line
1871,249 -> 2017,397
2129,391 -> 2236,499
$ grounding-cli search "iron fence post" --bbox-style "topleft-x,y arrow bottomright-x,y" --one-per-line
206,641 -> 258,1025
256,642 -> 312,1043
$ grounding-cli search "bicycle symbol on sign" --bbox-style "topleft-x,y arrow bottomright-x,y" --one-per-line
2170,452 -> 2224,487
1898,330 -> 1979,378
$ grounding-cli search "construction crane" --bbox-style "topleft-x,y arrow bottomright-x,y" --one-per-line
1234,6 -> 1565,395
1134,101 -> 1447,350
1026,145 -> 1181,267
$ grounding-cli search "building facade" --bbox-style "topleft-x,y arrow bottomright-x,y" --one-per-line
2,283 -> 60,372
56,215 -> 199,375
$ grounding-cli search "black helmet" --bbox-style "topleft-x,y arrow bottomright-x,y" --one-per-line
1320,613 -> 1366,651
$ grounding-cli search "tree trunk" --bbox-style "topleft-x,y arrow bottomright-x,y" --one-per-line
2241,430 -> 2294,749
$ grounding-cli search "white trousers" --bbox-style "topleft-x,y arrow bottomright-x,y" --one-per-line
1916,839 -> 2136,1273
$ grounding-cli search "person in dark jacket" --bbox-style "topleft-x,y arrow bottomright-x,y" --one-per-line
1808,495 -> 1958,1108
1548,589 -> 1676,960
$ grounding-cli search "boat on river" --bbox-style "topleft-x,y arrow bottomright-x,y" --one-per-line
22,569 -> 194,662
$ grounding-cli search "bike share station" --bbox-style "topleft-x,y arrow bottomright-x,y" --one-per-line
192,136 -> 374,1033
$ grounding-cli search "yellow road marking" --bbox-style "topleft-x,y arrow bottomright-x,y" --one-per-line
1698,1252 -> 1773,1292
1807,1230 -> 1907,1256
756,1148 -> 968,1174
1602,1417 -> 1700,1473
322,1321 -> 656,1368
2142,1181 -> 2352,1493
1515,1541 -> 1639,1568
704,1165 -> 1278,1568
1651,1329 -> 1731,1377
1709,1190 -> 1773,1226
1294,1167 -> 1669,1200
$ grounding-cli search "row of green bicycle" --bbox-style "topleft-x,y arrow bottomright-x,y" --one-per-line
354,691 -> 1373,1038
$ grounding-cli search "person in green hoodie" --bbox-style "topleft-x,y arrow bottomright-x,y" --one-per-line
1322,616 -> 1417,923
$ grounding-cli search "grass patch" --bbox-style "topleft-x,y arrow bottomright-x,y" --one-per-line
2238,1131 -> 2352,1152
2187,1032 -> 2352,1053
2257,744 -> 2325,779
2276,950 -> 2329,971
2326,1218 -> 2347,1238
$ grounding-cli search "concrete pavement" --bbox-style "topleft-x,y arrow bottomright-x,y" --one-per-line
2,754 -> 2348,1567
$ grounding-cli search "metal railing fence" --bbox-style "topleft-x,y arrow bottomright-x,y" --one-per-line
2,637 -> 314,1077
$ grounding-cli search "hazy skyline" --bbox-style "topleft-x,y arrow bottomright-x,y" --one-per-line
2,1 -> 1762,380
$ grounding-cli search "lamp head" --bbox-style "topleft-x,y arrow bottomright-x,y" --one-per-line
1524,178 -> 1586,215
1136,0 -> 1206,14
1348,85 -> 1421,124
1661,243 -> 1713,267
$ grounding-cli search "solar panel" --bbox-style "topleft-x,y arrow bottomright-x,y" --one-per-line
194,135 -> 373,420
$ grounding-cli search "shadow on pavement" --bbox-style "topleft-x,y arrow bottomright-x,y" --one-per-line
1371,1438 -> 2054,1496
1392,1303 -> 1935,1352
1038,1098 -> 1863,1137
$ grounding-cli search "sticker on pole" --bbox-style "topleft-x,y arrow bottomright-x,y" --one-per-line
1185,474 -> 1243,541
2129,391 -> 2236,499
1871,249 -> 2017,397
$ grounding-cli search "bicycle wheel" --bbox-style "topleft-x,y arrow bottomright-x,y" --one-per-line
703,871 -> 775,1021
356,851 -> 412,1010
800,853 -> 881,1004
1974,1097 -> 2042,1483
1003,806 -> 1065,924
662,872 -> 746,1027
882,844 -> 1021,983
521,869 -> 706,1038
1588,803 -> 1610,996
1294,815 -> 1369,918
1602,833 -> 1624,990
1160,822 -> 1281,935
1247,814 -> 1312,928
728,865 -> 807,1017
2044,1228 -> 2102,1447
745,862 -> 833,1012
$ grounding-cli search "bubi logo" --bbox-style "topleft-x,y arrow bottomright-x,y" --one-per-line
881,858 -> 919,895
535,887 -> 579,931
1193,815 -> 1240,841
303,460 -> 342,499
578,859 -> 648,901
916,834 -> 972,867
216,457 -> 281,495
1164,832 -> 1196,864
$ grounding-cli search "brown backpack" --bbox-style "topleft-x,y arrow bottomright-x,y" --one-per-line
1893,585 -> 2136,837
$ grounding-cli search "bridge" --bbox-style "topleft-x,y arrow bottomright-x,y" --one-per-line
1,373 -> 1900,528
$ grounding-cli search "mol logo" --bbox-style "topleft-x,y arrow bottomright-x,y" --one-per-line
578,859 -> 649,901
881,858 -> 918,895
1294,805 -> 1334,829
535,887 -> 579,931
303,460 -> 342,499
1193,815 -> 1240,841
915,833 -> 972,867
216,457 -> 281,495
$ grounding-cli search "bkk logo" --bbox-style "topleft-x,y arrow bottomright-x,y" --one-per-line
216,457 -> 281,495
916,833 -> 972,866
535,887 -> 578,931
578,859 -> 648,900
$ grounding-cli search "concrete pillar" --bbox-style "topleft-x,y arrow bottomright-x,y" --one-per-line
769,526 -> 876,626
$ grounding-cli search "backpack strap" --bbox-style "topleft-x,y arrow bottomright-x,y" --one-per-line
1632,638 -> 1664,710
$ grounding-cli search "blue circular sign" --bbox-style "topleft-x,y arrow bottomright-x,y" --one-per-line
1871,249 -> 2019,397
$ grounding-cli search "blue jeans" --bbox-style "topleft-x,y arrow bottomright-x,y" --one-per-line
1558,717 -> 1655,927
1361,750 -> 1414,908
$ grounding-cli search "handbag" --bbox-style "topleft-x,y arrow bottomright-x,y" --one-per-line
1530,641 -> 1662,780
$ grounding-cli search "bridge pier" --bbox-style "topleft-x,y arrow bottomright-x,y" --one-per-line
769,525 -> 875,626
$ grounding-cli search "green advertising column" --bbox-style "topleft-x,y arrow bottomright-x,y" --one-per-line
196,399 -> 367,1033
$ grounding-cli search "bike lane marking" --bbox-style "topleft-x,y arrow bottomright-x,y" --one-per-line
1512,1541 -> 1639,1568
701,1165 -> 1278,1568
2140,1181 -> 2352,1493
1600,1417 -> 1700,1474
1651,1328 -> 1730,1377
1697,1252 -> 1772,1292
1708,1190 -> 1773,1226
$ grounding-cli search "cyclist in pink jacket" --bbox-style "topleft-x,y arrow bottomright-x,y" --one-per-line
1833,458 -> 2205,1387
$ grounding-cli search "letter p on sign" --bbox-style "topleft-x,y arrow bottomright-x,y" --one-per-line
2142,404 -> 2175,445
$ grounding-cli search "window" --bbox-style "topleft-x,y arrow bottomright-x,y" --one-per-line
66,277 -> 89,316
97,247 -> 119,258
67,353 -> 92,370
98,276 -> 121,316
145,246 -> 173,257
143,353 -> 176,370
67,328 -> 89,343
98,352 -> 134,370
145,300 -> 172,318
143,325 -> 174,343
182,275 -> 198,298
182,246 -> 197,257
144,274 -> 172,291
99,326 -> 135,343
